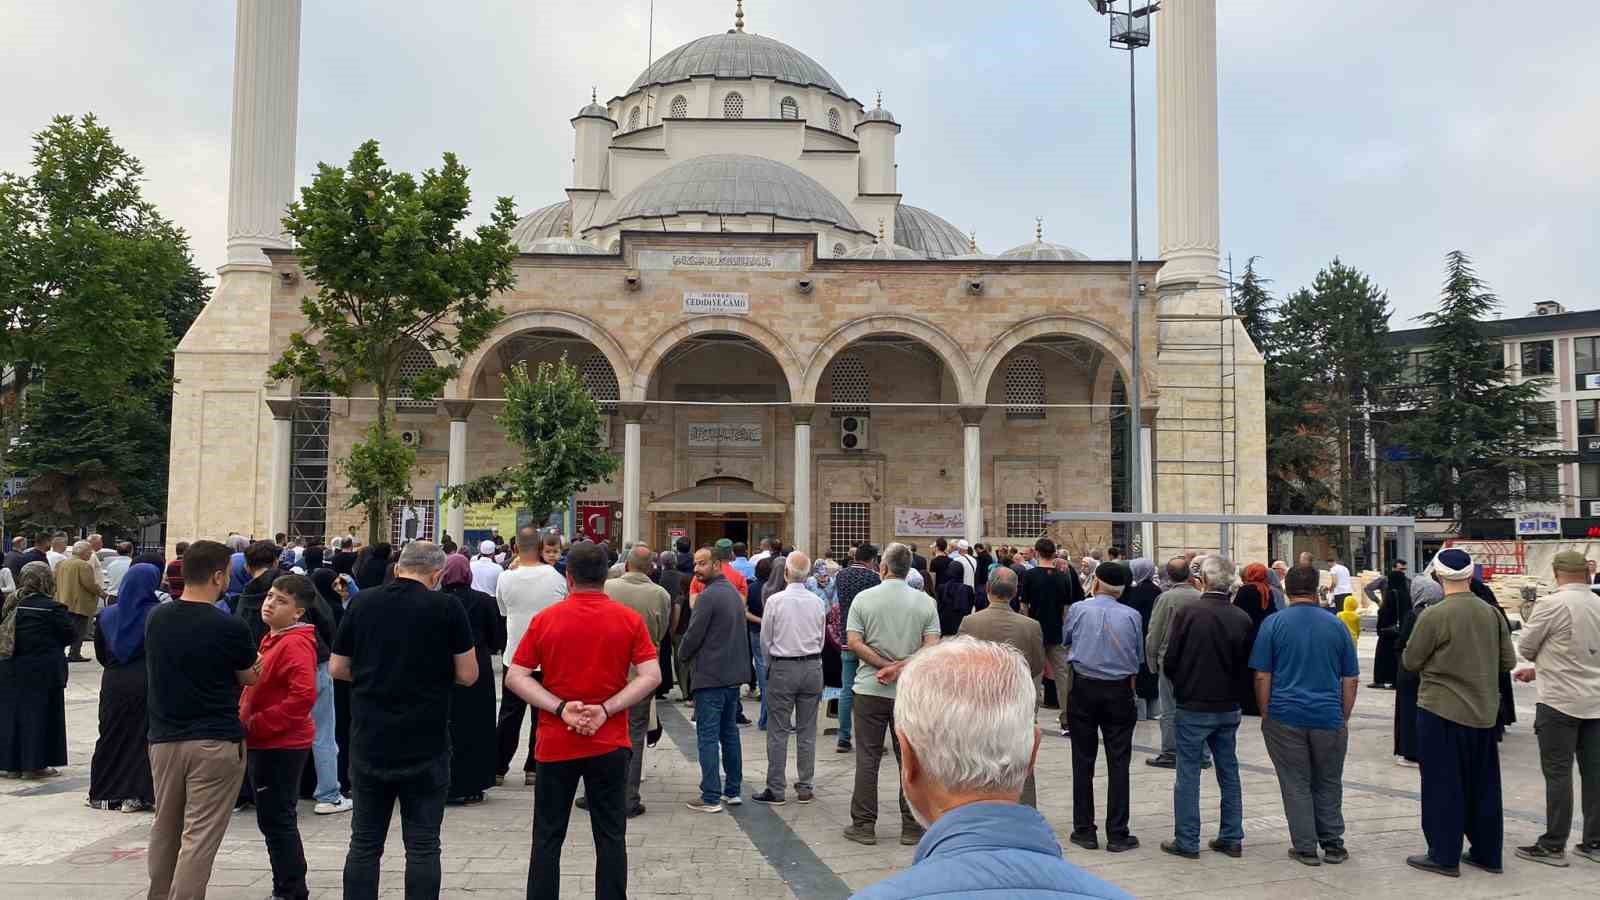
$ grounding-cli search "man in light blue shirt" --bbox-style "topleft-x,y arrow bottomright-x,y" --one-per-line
728,542 -> 756,583
1061,561 -> 1145,853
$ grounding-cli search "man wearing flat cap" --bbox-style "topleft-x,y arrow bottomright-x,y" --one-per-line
1511,550 -> 1600,867
1402,548 -> 1516,878
1061,560 -> 1146,853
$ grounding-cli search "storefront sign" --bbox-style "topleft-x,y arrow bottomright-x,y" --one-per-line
638,249 -> 804,272
688,422 -> 763,447
1561,518 -> 1600,539
894,507 -> 965,537
1515,512 -> 1559,537
682,291 -> 750,315
1581,435 -> 1600,459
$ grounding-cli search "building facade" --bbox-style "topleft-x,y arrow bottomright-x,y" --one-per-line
167,0 -> 1267,561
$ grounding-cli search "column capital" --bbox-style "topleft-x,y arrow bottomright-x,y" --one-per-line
956,405 -> 988,427
440,399 -> 476,422
789,403 -> 817,426
617,402 -> 647,423
264,397 -> 297,421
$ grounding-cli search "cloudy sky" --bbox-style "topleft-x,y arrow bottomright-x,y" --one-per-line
3,1 -> 1595,327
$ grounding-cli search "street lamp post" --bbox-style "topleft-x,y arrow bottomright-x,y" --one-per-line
1089,1 -> 1158,556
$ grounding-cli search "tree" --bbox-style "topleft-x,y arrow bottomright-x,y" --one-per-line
268,140 -> 518,542
0,114 -> 205,536
1395,251 -> 1552,527
442,358 -> 619,523
1230,256 -> 1274,355
1266,259 -> 1401,554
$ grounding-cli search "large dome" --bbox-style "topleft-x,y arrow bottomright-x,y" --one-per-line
626,31 -> 847,99
510,200 -> 573,250
603,154 -> 867,234
895,204 -> 971,259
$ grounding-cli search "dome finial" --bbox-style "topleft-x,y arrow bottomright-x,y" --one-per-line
875,90 -> 883,109
734,0 -> 744,32
969,230 -> 978,252
877,218 -> 885,243
591,86 -> 597,103
1035,217 -> 1043,241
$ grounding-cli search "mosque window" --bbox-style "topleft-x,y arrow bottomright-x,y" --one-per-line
829,353 -> 870,417
1004,354 -> 1046,419
723,92 -> 744,118
829,502 -> 871,560
578,353 -> 619,414
828,108 -> 841,132
394,344 -> 440,412
780,96 -> 799,120
669,95 -> 688,118
1005,503 -> 1047,539
626,106 -> 641,131
833,242 -> 847,258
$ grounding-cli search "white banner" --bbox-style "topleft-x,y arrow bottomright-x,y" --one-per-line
688,422 -> 763,448
894,507 -> 965,537
683,291 -> 750,315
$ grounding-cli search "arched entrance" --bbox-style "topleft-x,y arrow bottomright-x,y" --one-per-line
646,476 -> 787,550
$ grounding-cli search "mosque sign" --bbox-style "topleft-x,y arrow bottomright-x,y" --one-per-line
640,249 -> 804,272
682,291 -> 751,315
688,423 -> 763,448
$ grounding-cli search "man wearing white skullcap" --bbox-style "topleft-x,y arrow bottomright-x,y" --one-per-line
1401,548 -> 1516,878
471,539 -> 503,596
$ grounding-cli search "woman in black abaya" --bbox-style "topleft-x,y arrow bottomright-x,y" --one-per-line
440,554 -> 501,803
87,563 -> 163,810
1370,568 -> 1408,688
1393,576 -> 1443,764
0,562 -> 74,778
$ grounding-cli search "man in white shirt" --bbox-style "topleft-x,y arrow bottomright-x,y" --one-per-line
493,527 -> 568,785
470,540 -> 502,596
1328,557 -> 1353,611
754,551 -> 827,806
947,540 -> 977,590
46,532 -> 69,572
1512,550 -> 1600,866
104,542 -> 134,597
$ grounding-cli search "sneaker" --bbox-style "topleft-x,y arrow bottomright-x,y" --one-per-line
627,803 -> 646,818
1461,851 -> 1503,874
1404,853 -> 1459,878
723,793 -> 743,806
1394,757 -> 1419,768
737,713 -> 753,726
1069,831 -> 1099,851
685,800 -> 724,814
1514,844 -> 1568,867
1320,845 -> 1348,865
752,790 -> 787,806
1160,840 -> 1199,860
1208,838 -> 1242,858
836,740 -> 853,753
1145,754 -> 1176,769
314,797 -> 353,816
1106,835 -> 1140,853
1059,727 -> 1071,738
1574,842 -> 1600,864
841,824 -> 877,846
1289,848 -> 1322,866
900,828 -> 925,846
796,788 -> 814,804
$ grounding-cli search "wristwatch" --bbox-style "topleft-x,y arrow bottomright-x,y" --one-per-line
555,700 -> 568,720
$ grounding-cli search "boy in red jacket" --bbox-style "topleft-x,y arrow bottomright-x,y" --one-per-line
240,573 -> 320,900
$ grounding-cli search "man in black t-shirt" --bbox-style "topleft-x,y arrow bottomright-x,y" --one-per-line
333,541 -> 477,900
144,540 -> 259,900
1021,538 -> 1084,737
928,538 -> 950,596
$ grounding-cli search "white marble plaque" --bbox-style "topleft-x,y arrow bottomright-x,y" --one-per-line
683,291 -> 751,315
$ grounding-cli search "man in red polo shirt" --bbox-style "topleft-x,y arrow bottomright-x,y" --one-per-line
506,541 -> 661,900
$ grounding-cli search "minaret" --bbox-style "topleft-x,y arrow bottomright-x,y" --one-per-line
1154,0 -> 1223,289
225,0 -> 302,268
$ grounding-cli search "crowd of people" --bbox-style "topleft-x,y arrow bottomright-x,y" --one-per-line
1,524 -> 1598,898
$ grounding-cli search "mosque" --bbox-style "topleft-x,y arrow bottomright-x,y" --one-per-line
167,0 -> 1267,562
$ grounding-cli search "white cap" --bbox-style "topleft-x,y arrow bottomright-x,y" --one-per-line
479,540 -> 497,556
907,569 -> 925,590
955,539 -> 971,551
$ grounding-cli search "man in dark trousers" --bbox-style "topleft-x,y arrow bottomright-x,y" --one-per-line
1162,555 -> 1254,861
1022,538 -> 1082,737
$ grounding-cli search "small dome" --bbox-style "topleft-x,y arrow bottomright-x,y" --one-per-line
860,107 -> 897,125
895,205 -> 970,259
1000,220 -> 1088,261
526,235 -> 605,255
626,31 -> 848,100
575,101 -> 612,120
843,240 -> 922,260
603,154 -> 867,234
511,201 -> 573,250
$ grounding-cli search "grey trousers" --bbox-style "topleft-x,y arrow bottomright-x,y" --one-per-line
1534,702 -> 1600,849
625,700 -> 650,809
1261,717 -> 1348,853
1046,645 -> 1072,731
764,657 -> 823,799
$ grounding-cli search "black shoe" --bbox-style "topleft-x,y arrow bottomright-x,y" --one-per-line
899,828 -> 925,846
67,656 -> 92,663
1289,848 -> 1322,866
1405,853 -> 1459,877
1574,841 -> 1600,864
1514,844 -> 1568,867
1320,845 -> 1348,865
1461,851 -> 1503,873
1069,831 -> 1099,851
574,796 -> 588,811
836,740 -> 852,753
1200,758 -> 1212,770
751,789 -> 786,806
737,712 -> 753,726
627,803 -> 645,818
1145,754 -> 1176,769
1161,840 -> 1199,860
1208,838 -> 1242,858
1106,835 -> 1140,853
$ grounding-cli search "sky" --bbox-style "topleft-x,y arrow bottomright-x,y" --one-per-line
3,1 -> 1596,328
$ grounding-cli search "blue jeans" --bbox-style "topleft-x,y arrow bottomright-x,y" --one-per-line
312,662 -> 341,803
1173,708 -> 1243,852
838,651 -> 859,743
693,686 -> 743,805
751,629 -> 769,729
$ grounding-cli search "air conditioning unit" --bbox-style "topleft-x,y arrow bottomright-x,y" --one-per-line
840,415 -> 868,450
398,429 -> 422,449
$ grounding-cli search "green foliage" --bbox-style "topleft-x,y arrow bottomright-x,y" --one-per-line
1394,251 -> 1553,526
267,139 -> 518,540
1230,257 -> 1274,355
338,424 -> 417,525
442,358 -> 619,522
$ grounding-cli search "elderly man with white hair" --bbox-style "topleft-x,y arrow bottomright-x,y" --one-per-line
56,540 -> 105,662
851,636 -> 1131,900
752,551 -> 827,806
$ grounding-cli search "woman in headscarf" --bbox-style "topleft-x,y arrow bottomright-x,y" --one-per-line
86,563 -> 162,810
352,543 -> 390,590
0,562 -> 75,778
311,569 -> 353,794
1122,559 -> 1163,720
1233,563 -> 1278,717
439,553 -> 500,804
1469,574 -> 1517,738
1393,575 -> 1445,766
1369,566 -> 1409,689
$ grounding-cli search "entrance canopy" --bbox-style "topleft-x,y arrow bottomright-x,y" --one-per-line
647,478 -> 786,514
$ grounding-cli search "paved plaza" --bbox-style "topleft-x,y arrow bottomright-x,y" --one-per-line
2,630 -> 1597,900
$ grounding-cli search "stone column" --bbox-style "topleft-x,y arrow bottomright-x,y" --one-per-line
958,406 -> 987,544
619,404 -> 646,546
226,0 -> 301,268
1155,0 -> 1224,291
791,404 -> 815,555
440,400 -> 475,544
265,399 -> 296,538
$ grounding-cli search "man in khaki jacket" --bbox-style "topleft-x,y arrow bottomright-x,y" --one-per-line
588,545 -> 671,816
55,540 -> 104,662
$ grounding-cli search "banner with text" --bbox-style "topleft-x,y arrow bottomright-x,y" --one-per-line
894,507 -> 965,537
